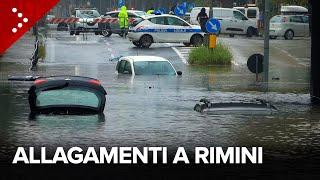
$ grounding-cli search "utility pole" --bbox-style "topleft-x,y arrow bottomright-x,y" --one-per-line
310,0 -> 319,104
263,0 -> 270,91
209,0 -> 213,18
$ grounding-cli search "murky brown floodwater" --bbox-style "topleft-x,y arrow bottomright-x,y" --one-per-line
0,32 -> 318,162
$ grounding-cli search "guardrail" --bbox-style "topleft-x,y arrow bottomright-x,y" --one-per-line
47,18 -> 136,24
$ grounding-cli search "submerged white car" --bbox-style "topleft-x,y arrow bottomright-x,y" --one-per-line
269,15 -> 310,40
128,14 -> 205,48
116,56 -> 182,76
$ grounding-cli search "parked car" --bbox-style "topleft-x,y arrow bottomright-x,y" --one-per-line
190,7 -> 258,37
69,8 -> 101,35
281,5 -> 308,15
116,56 -> 182,76
57,22 -> 69,31
128,14 -> 204,48
269,15 -> 310,40
99,10 -> 147,37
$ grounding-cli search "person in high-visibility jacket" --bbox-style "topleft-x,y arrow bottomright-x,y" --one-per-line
118,6 -> 129,37
146,7 -> 155,14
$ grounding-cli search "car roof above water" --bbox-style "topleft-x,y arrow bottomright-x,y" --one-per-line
32,76 -> 106,93
38,76 -> 98,82
120,56 -> 169,62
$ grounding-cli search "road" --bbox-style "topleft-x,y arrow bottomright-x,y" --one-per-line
0,31 -> 317,161
175,36 -> 311,91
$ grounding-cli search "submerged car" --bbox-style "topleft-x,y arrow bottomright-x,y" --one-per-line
8,76 -> 107,115
194,99 -> 277,114
116,56 -> 182,76
28,76 -> 106,115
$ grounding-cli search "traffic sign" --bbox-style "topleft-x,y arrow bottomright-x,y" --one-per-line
174,4 -> 187,16
118,0 -> 125,8
182,2 -> 187,9
205,18 -> 221,34
188,3 -> 195,11
247,54 -> 264,74
157,8 -> 167,14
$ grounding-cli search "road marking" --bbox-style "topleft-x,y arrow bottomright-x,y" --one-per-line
170,46 -> 189,64
280,49 -> 309,67
231,61 -> 239,66
105,40 -> 116,60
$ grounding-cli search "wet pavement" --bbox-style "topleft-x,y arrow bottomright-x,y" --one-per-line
0,31 -> 318,161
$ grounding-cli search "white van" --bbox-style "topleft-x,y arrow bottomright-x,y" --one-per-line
190,7 -> 258,37
233,6 -> 259,24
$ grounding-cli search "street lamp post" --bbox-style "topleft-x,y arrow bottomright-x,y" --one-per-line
263,0 -> 270,91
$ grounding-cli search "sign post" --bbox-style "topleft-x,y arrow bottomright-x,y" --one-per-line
247,54 -> 264,82
118,0 -> 125,8
263,0 -> 271,90
205,18 -> 221,49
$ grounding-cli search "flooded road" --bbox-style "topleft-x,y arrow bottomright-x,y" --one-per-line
0,31 -> 319,162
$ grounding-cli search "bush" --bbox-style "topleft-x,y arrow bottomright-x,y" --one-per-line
188,43 -> 233,65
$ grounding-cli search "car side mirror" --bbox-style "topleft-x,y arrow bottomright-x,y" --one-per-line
177,71 -> 182,76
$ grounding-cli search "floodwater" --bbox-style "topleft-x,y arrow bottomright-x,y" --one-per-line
0,32 -> 319,162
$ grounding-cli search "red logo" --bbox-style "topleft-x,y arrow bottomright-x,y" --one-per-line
0,0 -> 60,54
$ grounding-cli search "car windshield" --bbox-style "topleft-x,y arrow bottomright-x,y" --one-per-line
236,8 -> 245,14
133,61 -> 176,75
36,89 -> 100,108
270,16 -> 283,23
78,10 -> 100,18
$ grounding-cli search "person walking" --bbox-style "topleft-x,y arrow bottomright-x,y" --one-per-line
118,6 -> 129,38
197,8 -> 209,33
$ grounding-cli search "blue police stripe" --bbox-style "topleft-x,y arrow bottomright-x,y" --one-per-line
135,28 -> 203,33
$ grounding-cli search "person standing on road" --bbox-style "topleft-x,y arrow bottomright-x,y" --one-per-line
258,11 -> 264,34
197,8 -> 209,33
118,6 -> 129,38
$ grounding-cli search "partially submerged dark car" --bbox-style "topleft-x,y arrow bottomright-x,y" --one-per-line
9,76 -> 107,115
28,76 -> 107,115
194,99 -> 277,114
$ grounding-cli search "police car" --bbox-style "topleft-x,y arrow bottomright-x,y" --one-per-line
128,14 -> 205,48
